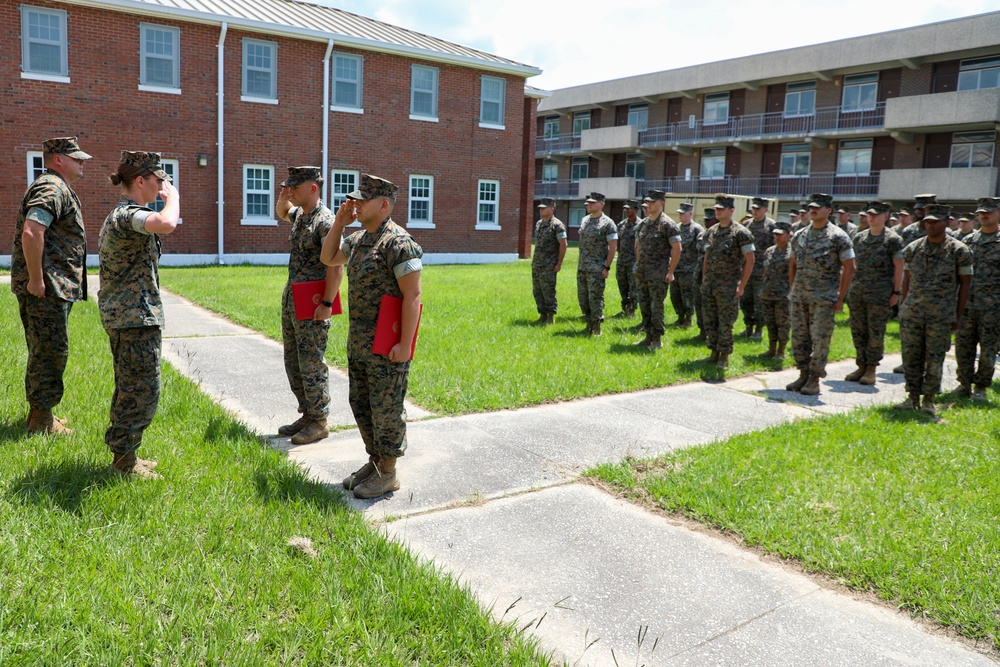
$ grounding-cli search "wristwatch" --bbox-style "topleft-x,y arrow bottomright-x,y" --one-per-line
892,290 -> 901,295
322,299 -> 334,308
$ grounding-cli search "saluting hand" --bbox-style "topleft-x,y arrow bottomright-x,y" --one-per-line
334,201 -> 357,229
159,180 -> 178,202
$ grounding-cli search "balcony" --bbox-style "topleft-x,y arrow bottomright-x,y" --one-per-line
636,172 -> 881,200
638,103 -> 886,148
579,125 -> 640,154
578,177 -> 636,201
536,133 -> 581,156
884,88 -> 1000,134
534,179 -> 582,199
878,167 -> 999,201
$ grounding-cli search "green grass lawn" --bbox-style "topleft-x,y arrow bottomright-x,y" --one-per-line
589,402 -> 1000,650
160,249 -> 897,415
0,293 -> 549,666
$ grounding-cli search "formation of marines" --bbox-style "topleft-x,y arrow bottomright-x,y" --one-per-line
530,188 -> 998,412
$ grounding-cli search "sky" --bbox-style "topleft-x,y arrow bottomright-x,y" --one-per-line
307,0 -> 993,90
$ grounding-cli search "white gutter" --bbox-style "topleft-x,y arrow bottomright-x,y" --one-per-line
217,22 -> 227,264
322,38 -> 334,203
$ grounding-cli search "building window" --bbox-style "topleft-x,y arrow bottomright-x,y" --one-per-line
408,175 -> 434,227
242,165 -> 274,225
332,53 -> 363,110
784,81 -> 816,117
627,104 -> 648,130
568,205 -> 586,228
480,75 -> 505,127
241,39 -> 276,100
541,160 -> 558,183
625,153 -> 645,180
477,180 -> 500,229
700,147 -> 726,179
836,139 -> 873,176
26,151 -> 45,184
950,131 -> 996,168
330,170 -> 359,210
958,56 -> 1000,92
21,6 -> 68,77
842,73 -> 878,112
140,23 -> 180,90
410,65 -> 438,119
780,144 -> 811,176
570,157 -> 589,182
703,92 -> 730,126
150,159 -> 179,213
543,116 -> 560,139
572,111 -> 591,137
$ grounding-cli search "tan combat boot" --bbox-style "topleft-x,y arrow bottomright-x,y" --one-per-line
844,364 -> 866,382
591,322 -> 602,337
954,384 -> 972,398
799,375 -> 821,395
786,369 -> 809,392
111,452 -> 161,480
973,385 -> 989,401
343,456 -> 378,490
775,342 -> 787,359
700,350 -> 720,364
277,415 -> 310,437
894,393 -> 919,410
763,339 -> 778,358
716,352 -> 729,369
920,394 -> 936,416
544,314 -> 555,325
291,419 -> 329,445
648,337 -> 662,350
750,325 -> 764,341
634,335 -> 652,347
27,408 -> 73,435
353,457 -> 400,499
858,365 -> 878,385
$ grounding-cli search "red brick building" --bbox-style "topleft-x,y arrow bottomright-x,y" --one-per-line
1,0 -> 542,265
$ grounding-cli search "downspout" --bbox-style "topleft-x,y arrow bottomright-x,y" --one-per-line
322,38 -> 335,203
217,22 -> 228,264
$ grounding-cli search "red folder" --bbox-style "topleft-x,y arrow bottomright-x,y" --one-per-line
291,280 -> 342,320
372,294 -> 423,360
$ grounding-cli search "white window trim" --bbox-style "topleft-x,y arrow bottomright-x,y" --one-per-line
241,95 -> 278,105
480,75 -> 505,128
332,52 -> 363,111
151,158 -> 183,224
241,164 -> 277,226
475,179 -> 501,230
410,114 -> 439,122
330,106 -> 364,115
26,151 -> 44,184
407,175 -> 435,229
329,169 -> 361,226
479,122 -> 506,130
139,23 -> 180,90
242,37 -> 277,101
410,64 -> 439,120
21,6 -> 68,77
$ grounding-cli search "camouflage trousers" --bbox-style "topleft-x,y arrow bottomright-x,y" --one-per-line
847,299 -> 892,367
955,308 -> 1000,388
348,353 -> 409,459
760,298 -> 790,344
616,262 -> 638,314
105,326 -> 161,455
693,266 -> 704,335
899,318 -> 952,396
577,271 -> 607,324
636,269 -> 669,337
17,294 -> 73,410
700,284 -> 740,354
790,301 -> 836,377
532,264 -> 558,316
669,271 -> 697,320
739,273 -> 765,328
281,287 -> 330,420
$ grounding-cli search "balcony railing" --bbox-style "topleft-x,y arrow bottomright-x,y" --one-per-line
534,179 -> 582,198
636,172 -> 881,199
638,102 -> 886,147
535,133 -> 582,155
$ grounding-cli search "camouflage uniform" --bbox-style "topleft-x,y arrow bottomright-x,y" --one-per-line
11,171 -> 87,411
341,218 -> 422,459
669,219 -> 705,322
760,243 -> 792,344
282,203 -> 335,421
615,216 -> 640,315
740,217 -> 774,330
98,197 -> 165,455
900,236 -> 974,396
635,213 -> 682,338
531,215 -> 567,316
899,221 -> 926,248
837,221 -> 859,240
576,213 -> 618,326
701,222 -> 755,354
847,228 -> 903,367
955,229 -> 1000,389
789,223 -> 855,377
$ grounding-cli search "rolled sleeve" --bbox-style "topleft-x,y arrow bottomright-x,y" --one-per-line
556,231 -> 568,240
26,207 -> 54,228
839,248 -> 856,261
741,243 -> 755,254
958,265 -> 974,276
606,232 -> 619,241
393,258 -> 422,278
669,235 -> 682,244
130,210 -> 153,234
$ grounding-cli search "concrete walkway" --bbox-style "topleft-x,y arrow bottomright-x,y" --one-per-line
140,288 -> 998,665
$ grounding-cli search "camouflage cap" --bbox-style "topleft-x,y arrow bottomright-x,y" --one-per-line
644,190 -> 666,202
677,202 -> 694,213
624,199 -> 641,209
835,205 -> 852,214
713,194 -> 735,209
898,207 -> 913,216
913,193 -> 937,208
750,196 -> 769,208
975,196 -> 1000,213
537,197 -> 556,208
956,212 -> 973,222
922,204 -> 952,221
43,136 -> 92,160
584,192 -> 606,203
281,165 -> 322,188
119,150 -> 170,181
865,201 -> 891,215
789,209 -> 800,216
807,193 -> 834,208
703,207 -> 716,219
773,220 -> 792,234
346,173 -> 398,200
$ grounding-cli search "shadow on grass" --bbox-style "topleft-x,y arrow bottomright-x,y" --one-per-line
510,317 -> 544,327
8,458 -> 119,515
672,335 -> 708,347
551,329 -> 590,339
876,406 -> 933,424
607,342 -> 654,355
252,464 -> 349,514
204,414 -> 259,444
0,419 -> 27,445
